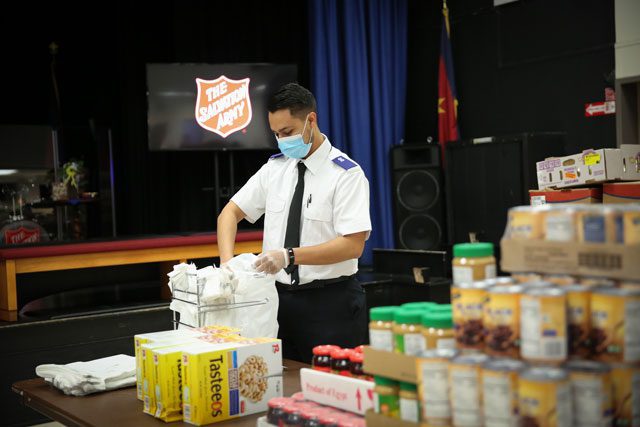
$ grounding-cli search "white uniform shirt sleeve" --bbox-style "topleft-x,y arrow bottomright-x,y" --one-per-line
230,163 -> 268,224
333,168 -> 372,240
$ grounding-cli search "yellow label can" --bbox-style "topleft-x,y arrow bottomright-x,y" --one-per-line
591,288 -> 640,363
449,353 -> 489,427
611,363 -> 640,427
482,358 -> 525,427
520,287 -> 568,363
485,285 -> 524,358
567,360 -> 614,427
518,367 -> 572,427
452,282 -> 491,351
416,348 -> 458,427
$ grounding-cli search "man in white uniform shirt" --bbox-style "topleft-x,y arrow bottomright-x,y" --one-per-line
217,83 -> 372,362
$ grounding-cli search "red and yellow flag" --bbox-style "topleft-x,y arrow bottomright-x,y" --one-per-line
438,1 -> 459,162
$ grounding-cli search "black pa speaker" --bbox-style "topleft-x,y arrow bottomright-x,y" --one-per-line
391,144 -> 445,250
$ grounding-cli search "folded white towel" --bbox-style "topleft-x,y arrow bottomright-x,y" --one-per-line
36,354 -> 136,396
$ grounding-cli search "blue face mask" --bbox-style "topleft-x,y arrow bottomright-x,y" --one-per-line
276,115 -> 313,159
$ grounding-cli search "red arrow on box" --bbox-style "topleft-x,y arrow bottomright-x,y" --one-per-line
356,389 -> 362,411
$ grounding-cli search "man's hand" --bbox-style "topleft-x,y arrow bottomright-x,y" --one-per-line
253,249 -> 289,274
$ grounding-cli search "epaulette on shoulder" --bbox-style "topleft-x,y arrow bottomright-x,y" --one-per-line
331,155 -> 358,170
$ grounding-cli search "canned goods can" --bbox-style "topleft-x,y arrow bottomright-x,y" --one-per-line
449,353 -> 489,427
452,281 -> 491,351
591,288 -> 640,363
417,348 -> 458,426
542,274 -> 576,286
485,285 -> 524,358
520,287 -> 568,363
482,358 -> 526,427
611,363 -> 640,427
506,206 -> 544,240
580,277 -> 617,288
484,277 -> 516,287
518,367 -> 572,427
619,280 -> 640,290
577,206 -> 622,244
511,272 -> 543,284
544,206 -> 576,242
622,206 -> 640,244
566,360 -> 614,427
565,284 -> 592,359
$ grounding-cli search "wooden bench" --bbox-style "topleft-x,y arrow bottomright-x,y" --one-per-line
0,231 -> 263,321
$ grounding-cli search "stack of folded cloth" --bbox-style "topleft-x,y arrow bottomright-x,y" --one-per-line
36,354 -> 136,396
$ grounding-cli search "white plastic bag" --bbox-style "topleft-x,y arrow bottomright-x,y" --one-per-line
216,253 -> 279,338
168,254 -> 279,338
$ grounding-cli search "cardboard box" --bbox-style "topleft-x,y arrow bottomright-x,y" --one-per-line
536,145 -> 640,190
604,181 -> 640,204
365,409 -> 419,427
536,157 -> 564,189
529,188 -> 602,205
362,347 -> 418,383
500,239 -> 640,280
300,368 -> 374,415
181,340 -> 283,425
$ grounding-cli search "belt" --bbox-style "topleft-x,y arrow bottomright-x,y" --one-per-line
276,274 -> 356,292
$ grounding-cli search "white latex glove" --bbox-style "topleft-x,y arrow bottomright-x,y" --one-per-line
218,263 -> 239,292
253,249 -> 289,274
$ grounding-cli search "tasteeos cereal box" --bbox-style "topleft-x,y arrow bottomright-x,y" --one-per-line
181,340 -> 283,425
134,329 -> 205,400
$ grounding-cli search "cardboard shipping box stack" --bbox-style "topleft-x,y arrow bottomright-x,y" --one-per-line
603,181 -> 640,204
536,145 -> 640,190
529,187 -> 602,205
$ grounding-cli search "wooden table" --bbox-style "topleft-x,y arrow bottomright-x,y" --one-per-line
12,359 -> 306,427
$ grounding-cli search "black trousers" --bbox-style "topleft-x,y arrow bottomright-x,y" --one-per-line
277,277 -> 368,363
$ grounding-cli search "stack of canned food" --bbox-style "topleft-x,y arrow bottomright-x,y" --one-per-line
444,274 -> 640,427
266,392 -> 365,427
366,269 -> 639,425
504,204 -> 640,244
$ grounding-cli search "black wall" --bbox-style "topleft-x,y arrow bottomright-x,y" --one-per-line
0,1 -> 308,236
405,0 -> 616,154
1,0 -> 617,238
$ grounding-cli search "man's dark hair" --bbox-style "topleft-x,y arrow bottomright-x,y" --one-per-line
267,82 -> 317,118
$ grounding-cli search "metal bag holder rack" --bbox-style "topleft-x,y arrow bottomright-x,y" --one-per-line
170,270 -> 269,329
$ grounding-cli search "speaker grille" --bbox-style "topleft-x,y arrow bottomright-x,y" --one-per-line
396,170 -> 439,212
398,214 -> 442,250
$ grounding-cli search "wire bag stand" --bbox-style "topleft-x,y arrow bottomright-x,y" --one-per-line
170,270 -> 269,329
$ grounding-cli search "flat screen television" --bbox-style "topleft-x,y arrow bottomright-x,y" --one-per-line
146,63 -> 297,151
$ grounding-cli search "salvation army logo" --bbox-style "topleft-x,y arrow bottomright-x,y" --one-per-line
195,76 -> 252,138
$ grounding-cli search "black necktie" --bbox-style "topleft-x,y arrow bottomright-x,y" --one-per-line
283,162 -> 306,285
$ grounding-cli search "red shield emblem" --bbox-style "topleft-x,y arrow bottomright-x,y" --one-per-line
4,226 -> 40,244
195,76 -> 252,138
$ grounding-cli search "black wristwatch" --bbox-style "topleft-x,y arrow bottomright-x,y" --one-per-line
285,247 -> 295,273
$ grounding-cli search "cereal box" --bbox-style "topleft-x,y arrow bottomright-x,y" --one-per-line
181,340 -> 283,425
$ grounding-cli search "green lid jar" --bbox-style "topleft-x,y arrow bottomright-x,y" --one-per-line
374,376 -> 400,418
369,306 -> 398,352
429,304 -> 452,313
452,242 -> 496,285
422,311 -> 455,350
401,302 -> 437,311
393,309 -> 425,356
